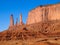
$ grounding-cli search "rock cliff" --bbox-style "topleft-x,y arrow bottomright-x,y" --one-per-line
26,3 -> 60,24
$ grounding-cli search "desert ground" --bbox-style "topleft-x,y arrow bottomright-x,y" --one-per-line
0,37 -> 60,45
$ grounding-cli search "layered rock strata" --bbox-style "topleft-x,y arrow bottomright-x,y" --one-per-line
26,4 -> 60,24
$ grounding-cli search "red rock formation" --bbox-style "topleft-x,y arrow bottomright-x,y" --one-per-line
16,18 -> 19,26
19,13 -> 24,25
9,14 -> 14,27
26,3 -> 60,25
42,7 -> 48,22
1,3 -> 60,42
48,4 -> 60,21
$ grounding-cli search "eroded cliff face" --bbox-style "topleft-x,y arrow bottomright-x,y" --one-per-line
26,3 -> 60,25
48,4 -> 60,21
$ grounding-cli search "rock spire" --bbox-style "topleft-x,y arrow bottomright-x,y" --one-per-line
16,18 -> 18,26
9,14 -> 14,27
19,13 -> 23,25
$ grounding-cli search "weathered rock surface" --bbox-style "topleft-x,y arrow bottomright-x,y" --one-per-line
26,3 -> 60,25
19,13 -> 24,25
9,14 -> 14,27
1,20 -> 60,41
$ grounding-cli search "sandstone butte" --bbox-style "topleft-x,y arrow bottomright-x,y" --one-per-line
0,3 -> 60,45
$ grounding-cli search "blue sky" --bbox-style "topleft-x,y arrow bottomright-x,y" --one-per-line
0,0 -> 60,32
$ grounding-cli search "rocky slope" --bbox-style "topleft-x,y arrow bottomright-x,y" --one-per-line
1,20 -> 60,45
1,20 -> 60,41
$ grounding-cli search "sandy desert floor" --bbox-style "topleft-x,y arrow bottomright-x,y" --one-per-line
0,38 -> 60,45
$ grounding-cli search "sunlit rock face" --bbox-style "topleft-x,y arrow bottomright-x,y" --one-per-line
19,14 -> 24,25
48,4 -> 60,21
26,4 -> 60,25
9,14 -> 14,27
26,7 -> 43,24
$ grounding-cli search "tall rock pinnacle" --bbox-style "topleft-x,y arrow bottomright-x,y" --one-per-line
16,18 -> 18,26
20,13 -> 23,25
9,14 -> 14,27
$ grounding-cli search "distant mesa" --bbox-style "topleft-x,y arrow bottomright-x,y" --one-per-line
26,3 -> 60,24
